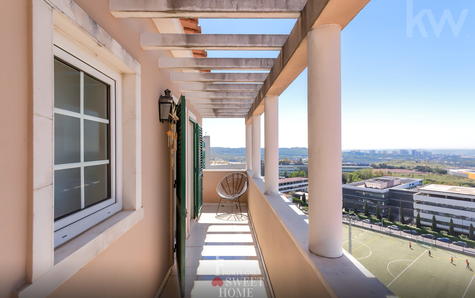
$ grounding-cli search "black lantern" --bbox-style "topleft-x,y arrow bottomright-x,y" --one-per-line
158,89 -> 174,122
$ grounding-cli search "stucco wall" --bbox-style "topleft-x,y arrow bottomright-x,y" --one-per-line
203,170 -> 248,204
49,1 -> 175,297
247,178 -> 332,298
0,1 -> 31,297
0,0 -> 186,297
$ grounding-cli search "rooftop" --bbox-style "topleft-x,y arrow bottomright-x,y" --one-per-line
279,177 -> 308,183
419,184 -> 475,196
345,176 -> 421,191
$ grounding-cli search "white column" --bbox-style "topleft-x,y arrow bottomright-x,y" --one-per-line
251,114 -> 261,178
245,120 -> 253,174
264,96 -> 279,194
307,24 -> 342,258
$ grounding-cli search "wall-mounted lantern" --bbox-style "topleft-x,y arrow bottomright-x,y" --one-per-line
158,89 -> 175,123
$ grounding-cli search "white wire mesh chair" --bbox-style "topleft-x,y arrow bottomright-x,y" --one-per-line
216,172 -> 248,215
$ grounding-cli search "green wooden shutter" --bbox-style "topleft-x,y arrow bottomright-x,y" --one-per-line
193,123 -> 204,218
175,96 -> 186,293
199,125 -> 204,213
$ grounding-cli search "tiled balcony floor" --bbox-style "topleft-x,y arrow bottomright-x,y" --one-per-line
185,204 -> 270,298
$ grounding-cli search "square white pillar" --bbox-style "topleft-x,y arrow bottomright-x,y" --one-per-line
307,24 -> 343,258
245,120 -> 253,173
264,96 -> 279,194
251,115 -> 261,178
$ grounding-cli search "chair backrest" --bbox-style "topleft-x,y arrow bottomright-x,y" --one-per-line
216,172 -> 248,200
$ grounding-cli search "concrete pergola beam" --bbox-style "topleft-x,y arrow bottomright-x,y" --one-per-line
198,110 -> 250,115
184,91 -> 257,99
159,58 -> 274,70
247,0 -> 370,118
194,103 -> 252,108
171,72 -> 267,83
188,99 -> 253,105
110,0 -> 306,18
201,114 -> 245,118
141,33 -> 288,50
178,82 -> 262,92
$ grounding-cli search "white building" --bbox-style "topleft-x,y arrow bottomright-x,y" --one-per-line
414,184 -> 475,234
279,177 -> 309,193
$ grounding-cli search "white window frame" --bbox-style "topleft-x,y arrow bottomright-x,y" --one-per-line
53,47 -> 121,247
23,1 -> 143,297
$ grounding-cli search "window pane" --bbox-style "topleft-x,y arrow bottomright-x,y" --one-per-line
84,164 -> 110,207
84,73 -> 109,119
55,168 -> 82,219
84,120 -> 109,161
54,114 -> 80,164
54,59 -> 80,112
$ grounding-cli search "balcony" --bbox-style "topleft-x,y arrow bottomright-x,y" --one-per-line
8,1 -> 397,298
160,170 -> 392,298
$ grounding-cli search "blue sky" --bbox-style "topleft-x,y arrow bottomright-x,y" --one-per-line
201,0 -> 475,149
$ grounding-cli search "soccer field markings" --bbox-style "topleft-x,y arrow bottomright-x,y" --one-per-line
342,239 -> 373,261
462,274 -> 475,298
386,249 -> 427,288
386,259 -> 412,278
355,241 -> 373,261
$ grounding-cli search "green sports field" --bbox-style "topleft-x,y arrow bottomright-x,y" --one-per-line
343,225 -> 475,298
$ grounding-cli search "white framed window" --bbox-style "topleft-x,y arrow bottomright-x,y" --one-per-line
23,1 -> 143,296
53,46 -> 120,247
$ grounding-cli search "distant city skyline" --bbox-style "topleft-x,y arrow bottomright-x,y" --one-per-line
202,0 -> 475,150
207,146 -> 475,152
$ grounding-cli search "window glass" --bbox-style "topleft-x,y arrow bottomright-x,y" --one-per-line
84,164 -> 110,207
53,55 -> 113,232
54,60 -> 80,112
84,120 -> 109,161
84,73 -> 109,118
54,168 -> 82,219
54,114 -> 81,164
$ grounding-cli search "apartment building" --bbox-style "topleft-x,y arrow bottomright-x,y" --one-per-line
279,177 -> 309,193
414,184 -> 475,234
0,1 -> 392,298
343,177 -> 422,221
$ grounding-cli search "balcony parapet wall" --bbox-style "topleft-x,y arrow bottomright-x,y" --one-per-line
247,174 -> 393,298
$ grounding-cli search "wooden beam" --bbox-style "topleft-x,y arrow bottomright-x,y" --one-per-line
183,91 -> 257,99
159,58 -> 274,70
111,0 -> 305,18
178,82 -> 262,92
247,0 -> 370,118
171,72 -> 267,83
141,33 -> 287,50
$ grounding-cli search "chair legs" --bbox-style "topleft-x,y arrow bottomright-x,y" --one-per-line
216,197 -> 244,217
236,197 -> 243,215
216,197 -> 224,215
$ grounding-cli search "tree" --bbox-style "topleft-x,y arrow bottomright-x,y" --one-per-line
376,204 -> 381,220
399,206 -> 403,223
470,224 -> 474,240
416,212 -> 421,228
432,215 -> 437,231
387,207 -> 393,221
449,218 -> 455,236
342,173 -> 349,184
363,201 -> 369,216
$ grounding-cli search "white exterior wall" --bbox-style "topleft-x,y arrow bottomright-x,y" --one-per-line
414,192 -> 475,233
